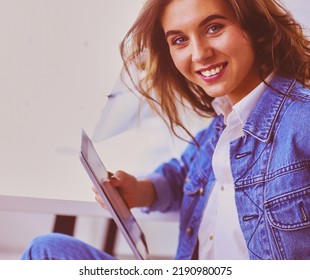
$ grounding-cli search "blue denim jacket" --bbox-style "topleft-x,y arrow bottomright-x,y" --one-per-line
147,75 -> 310,260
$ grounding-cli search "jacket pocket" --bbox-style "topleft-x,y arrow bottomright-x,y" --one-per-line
265,185 -> 310,230
264,185 -> 310,259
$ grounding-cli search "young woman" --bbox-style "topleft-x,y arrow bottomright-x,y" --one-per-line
22,0 -> 310,260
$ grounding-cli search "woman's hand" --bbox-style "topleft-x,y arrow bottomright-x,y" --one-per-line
92,170 -> 157,209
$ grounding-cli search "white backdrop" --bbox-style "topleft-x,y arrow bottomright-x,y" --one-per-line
0,0 -> 309,200
0,0 -> 145,201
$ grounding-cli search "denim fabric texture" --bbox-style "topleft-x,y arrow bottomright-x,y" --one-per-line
147,75 -> 310,260
21,233 -> 117,260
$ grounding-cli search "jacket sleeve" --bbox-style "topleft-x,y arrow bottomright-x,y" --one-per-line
144,125 -> 213,213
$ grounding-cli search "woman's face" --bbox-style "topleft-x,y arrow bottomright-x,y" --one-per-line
161,0 -> 261,103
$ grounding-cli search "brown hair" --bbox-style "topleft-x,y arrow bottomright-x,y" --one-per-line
120,0 -> 309,139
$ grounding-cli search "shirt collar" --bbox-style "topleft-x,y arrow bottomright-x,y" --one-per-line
232,73 -> 274,126
212,73 -> 274,126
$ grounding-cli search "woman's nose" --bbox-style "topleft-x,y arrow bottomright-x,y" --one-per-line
191,38 -> 213,63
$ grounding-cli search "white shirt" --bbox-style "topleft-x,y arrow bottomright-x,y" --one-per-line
198,76 -> 272,259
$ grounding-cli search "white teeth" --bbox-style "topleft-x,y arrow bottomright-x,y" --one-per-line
201,65 -> 223,77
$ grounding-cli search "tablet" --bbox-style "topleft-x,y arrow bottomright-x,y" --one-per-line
79,129 -> 150,260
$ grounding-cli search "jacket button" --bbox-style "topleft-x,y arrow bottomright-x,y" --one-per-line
199,188 -> 205,196
186,227 -> 193,236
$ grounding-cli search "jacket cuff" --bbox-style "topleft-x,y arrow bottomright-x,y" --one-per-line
141,172 -> 171,213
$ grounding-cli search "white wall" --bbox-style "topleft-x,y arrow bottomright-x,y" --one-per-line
0,0 -> 151,259
0,0 -> 309,260
0,0 -> 146,186
282,0 -> 309,29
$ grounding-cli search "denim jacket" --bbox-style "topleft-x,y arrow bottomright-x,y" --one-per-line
147,75 -> 310,260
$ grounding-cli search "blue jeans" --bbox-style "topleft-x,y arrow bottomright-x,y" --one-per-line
21,233 -> 117,260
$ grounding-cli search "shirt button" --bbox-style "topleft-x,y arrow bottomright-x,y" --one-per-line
209,235 -> 214,241
186,227 -> 193,236
221,186 -> 225,191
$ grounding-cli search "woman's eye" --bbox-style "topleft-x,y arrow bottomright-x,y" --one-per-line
207,24 -> 223,34
172,36 -> 187,45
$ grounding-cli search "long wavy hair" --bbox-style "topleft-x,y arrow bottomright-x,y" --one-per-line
120,0 -> 310,139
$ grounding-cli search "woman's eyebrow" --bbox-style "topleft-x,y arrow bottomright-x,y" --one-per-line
165,14 -> 228,39
199,14 -> 228,28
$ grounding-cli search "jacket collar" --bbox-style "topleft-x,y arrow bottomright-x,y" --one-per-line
242,75 -> 296,142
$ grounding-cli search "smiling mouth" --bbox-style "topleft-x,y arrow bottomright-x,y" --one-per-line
199,63 -> 227,78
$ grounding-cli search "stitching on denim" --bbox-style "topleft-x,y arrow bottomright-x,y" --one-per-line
235,160 -> 310,188
240,188 -> 264,259
234,143 -> 270,187
270,226 -> 285,260
264,186 -> 310,230
265,185 -> 310,205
